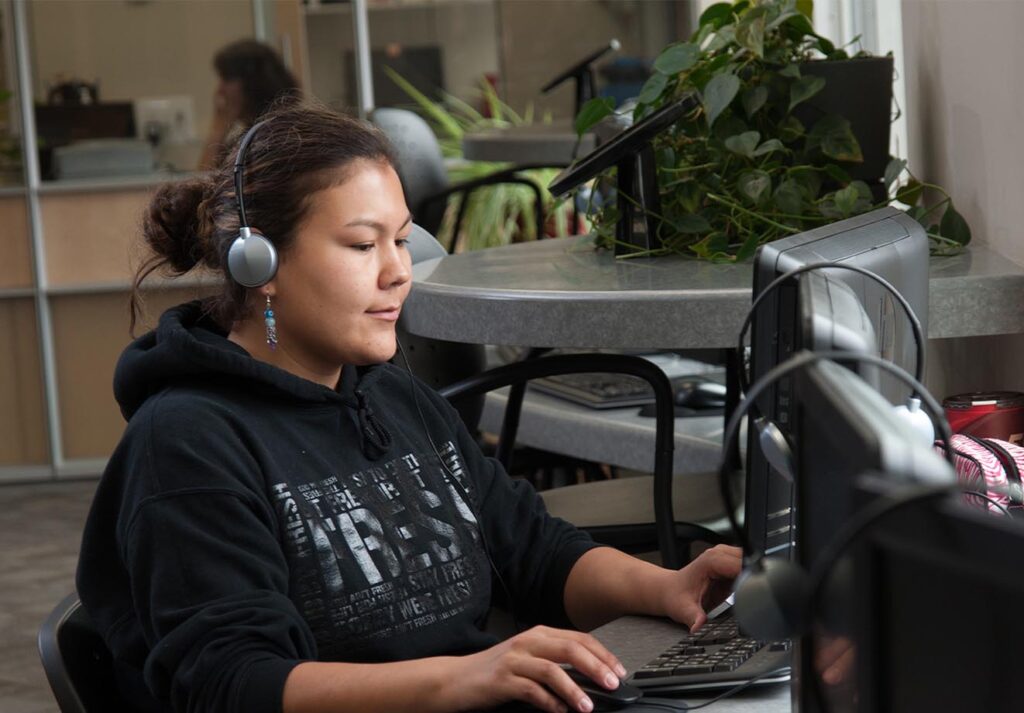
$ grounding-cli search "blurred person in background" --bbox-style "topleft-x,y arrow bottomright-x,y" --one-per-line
199,39 -> 301,170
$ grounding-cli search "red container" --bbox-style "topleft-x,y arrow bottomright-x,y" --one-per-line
943,391 -> 1024,446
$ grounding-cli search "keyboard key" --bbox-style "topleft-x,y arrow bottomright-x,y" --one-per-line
634,667 -> 676,679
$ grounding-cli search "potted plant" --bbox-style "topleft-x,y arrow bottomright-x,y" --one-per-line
384,69 -> 578,251
574,0 -> 970,260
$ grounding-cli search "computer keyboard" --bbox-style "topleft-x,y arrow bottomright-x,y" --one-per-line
531,372 -> 657,408
629,614 -> 791,692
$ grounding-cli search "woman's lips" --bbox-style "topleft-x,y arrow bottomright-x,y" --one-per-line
366,307 -> 401,321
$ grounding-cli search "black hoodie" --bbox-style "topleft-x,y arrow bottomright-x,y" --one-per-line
77,301 -> 597,713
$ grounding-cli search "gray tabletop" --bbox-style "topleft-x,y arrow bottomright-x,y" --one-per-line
593,616 -> 791,712
462,120 -> 596,165
404,235 -> 1024,349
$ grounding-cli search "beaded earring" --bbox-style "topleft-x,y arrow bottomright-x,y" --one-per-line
264,294 -> 278,350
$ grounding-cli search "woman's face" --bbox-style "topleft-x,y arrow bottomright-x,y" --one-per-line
267,160 -> 413,376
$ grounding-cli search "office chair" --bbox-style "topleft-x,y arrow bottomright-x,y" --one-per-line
371,107 -> 565,252
38,592 -> 129,713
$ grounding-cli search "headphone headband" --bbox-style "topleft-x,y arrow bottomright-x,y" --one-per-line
233,119 -> 270,229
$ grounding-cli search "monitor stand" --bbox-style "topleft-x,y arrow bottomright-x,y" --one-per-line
613,142 -> 662,255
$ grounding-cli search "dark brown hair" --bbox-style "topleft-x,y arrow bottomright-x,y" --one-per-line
131,103 -> 397,332
214,39 -> 301,123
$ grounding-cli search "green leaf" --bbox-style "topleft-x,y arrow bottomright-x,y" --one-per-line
742,86 -> 769,118
896,179 -> 923,206
654,43 -> 700,75
724,130 -> 761,158
574,97 -> 615,137
699,3 -> 734,29
714,114 -> 749,140
905,205 -> 928,226
774,179 -> 805,214
785,12 -> 815,37
789,166 -> 821,199
833,185 -> 859,216
779,64 -> 801,79
884,158 -> 907,190
824,163 -> 852,183
849,180 -> 873,201
796,0 -> 814,18
706,26 -> 737,53
815,35 -> 836,56
735,232 -> 761,261
789,75 -> 826,112
703,73 -> 741,127
707,231 -> 729,253
384,66 -> 464,141
737,169 -> 772,204
637,72 -> 669,105
939,203 -> 972,246
779,115 -> 805,143
736,6 -> 768,57
754,139 -> 785,157
810,116 -> 863,162
676,213 -> 713,234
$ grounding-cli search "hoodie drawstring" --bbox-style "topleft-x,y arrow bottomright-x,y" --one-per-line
355,389 -> 392,460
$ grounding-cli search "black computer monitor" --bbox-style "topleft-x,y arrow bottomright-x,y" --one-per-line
853,475 -> 1024,713
791,358 -> 954,713
745,206 -> 929,559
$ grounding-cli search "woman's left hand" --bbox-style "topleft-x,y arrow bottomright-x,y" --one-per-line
660,544 -> 743,632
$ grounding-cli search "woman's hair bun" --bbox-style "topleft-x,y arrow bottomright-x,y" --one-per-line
142,178 -> 213,273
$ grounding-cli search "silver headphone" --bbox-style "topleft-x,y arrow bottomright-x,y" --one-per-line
226,119 -> 279,287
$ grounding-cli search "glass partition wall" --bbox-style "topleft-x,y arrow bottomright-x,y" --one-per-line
4,0 -> 690,481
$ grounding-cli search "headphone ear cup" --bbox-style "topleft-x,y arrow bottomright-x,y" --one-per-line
227,228 -> 278,287
733,557 -> 810,641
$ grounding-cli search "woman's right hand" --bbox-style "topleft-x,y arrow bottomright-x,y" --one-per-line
446,625 -> 627,713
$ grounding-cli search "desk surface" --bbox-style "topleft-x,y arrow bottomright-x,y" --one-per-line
593,616 -> 790,712
405,235 -> 1024,349
462,120 -> 596,164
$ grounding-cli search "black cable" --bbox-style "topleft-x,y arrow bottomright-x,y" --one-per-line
717,349 -> 955,555
394,337 -> 523,634
638,667 -> 791,711
961,490 -> 1013,517
736,261 -> 926,396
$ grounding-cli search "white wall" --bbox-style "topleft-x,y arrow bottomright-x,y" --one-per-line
901,0 -> 1024,397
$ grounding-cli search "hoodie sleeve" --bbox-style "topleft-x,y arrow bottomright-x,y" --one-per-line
113,396 -> 317,713
424,385 -> 600,628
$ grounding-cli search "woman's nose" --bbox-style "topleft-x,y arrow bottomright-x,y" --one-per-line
380,242 -> 411,289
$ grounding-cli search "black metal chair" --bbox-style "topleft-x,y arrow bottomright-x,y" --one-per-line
439,353 -> 727,569
38,592 -> 129,713
370,108 -> 570,252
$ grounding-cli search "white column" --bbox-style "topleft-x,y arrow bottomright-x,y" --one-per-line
351,0 -> 374,117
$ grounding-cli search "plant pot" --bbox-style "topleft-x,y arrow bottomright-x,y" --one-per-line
795,56 -> 894,194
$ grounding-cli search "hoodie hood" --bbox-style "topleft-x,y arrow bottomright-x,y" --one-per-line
115,300 -> 391,458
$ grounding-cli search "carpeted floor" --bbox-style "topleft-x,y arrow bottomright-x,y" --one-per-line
0,479 -> 96,713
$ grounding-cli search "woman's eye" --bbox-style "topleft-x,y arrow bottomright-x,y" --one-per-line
396,238 -> 410,248
352,243 -> 374,252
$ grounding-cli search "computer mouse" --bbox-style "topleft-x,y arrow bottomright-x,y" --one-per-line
674,380 -> 728,410
564,667 -> 643,711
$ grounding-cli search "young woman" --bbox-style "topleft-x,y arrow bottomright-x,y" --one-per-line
198,39 -> 300,170
77,104 -> 741,713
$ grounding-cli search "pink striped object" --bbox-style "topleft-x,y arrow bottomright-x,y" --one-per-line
936,434 -> 1024,515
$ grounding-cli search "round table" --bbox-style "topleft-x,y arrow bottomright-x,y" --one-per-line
403,235 -> 1024,350
462,120 -> 596,165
